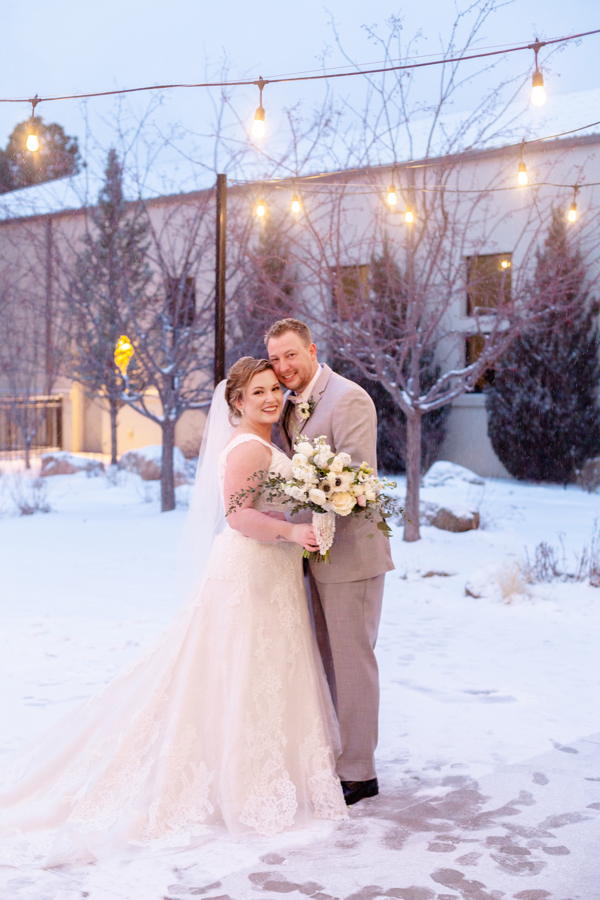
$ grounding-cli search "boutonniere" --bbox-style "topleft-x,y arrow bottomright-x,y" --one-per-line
296,397 -> 316,421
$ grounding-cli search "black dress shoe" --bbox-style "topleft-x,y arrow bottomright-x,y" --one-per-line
340,778 -> 379,806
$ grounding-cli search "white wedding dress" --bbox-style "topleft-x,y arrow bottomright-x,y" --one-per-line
0,433 -> 347,869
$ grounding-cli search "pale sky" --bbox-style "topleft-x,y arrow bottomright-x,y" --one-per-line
1,0 -> 599,190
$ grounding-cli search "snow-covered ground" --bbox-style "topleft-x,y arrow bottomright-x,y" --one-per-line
1,461 -> 599,899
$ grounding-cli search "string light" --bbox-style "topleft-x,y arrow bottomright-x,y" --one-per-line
517,141 -> 528,185
251,77 -> 267,139
26,97 -> 40,152
2,29 -> 595,110
567,186 -> 579,222
255,200 -> 266,217
501,259 -> 511,269
530,39 -> 547,106
387,183 -> 397,205
405,206 -> 415,224
291,194 -> 301,214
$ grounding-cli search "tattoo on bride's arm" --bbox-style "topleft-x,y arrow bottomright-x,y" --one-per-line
226,469 -> 293,516
275,533 -> 288,542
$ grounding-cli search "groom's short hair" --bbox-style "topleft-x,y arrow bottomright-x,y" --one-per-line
264,318 -> 312,347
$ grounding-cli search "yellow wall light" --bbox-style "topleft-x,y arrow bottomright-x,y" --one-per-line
115,335 -> 134,376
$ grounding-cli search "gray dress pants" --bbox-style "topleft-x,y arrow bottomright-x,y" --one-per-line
307,570 -> 385,782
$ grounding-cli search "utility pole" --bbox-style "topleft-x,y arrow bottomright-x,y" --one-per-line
214,173 -> 227,386
45,215 -> 53,395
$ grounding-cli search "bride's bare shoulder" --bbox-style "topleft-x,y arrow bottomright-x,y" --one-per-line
223,433 -> 272,472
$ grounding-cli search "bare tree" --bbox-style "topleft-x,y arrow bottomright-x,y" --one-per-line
227,212 -> 296,363
119,193 -> 216,512
286,2 -> 598,540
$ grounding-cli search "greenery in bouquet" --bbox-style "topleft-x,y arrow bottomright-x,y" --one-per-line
226,434 -> 404,562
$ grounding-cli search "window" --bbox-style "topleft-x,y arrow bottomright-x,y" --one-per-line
331,264 -> 369,319
466,334 -> 495,393
466,253 -> 512,316
166,276 -> 196,328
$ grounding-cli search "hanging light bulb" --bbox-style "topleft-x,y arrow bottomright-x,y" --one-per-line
405,206 -> 414,224
387,183 -> 397,206
567,186 -> 579,223
531,69 -> 546,106
291,194 -> 301,214
517,160 -> 528,186
256,200 -> 266,217
251,77 -> 267,139
26,96 -> 40,152
529,39 -> 547,106
252,106 -> 265,139
501,260 -> 511,269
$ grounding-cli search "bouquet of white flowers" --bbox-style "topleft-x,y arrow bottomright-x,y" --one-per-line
228,434 -> 403,562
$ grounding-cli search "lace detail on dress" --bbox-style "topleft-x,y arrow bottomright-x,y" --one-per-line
0,430 -> 346,867
239,612 -> 298,835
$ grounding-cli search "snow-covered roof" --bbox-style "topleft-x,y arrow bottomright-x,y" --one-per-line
515,86 -> 600,148
0,172 -> 94,223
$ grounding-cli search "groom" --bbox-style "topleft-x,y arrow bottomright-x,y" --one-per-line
265,318 -> 394,806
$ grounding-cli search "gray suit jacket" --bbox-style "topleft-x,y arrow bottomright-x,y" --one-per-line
280,365 -> 394,585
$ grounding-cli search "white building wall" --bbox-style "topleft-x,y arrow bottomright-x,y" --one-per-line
2,132 -> 600,470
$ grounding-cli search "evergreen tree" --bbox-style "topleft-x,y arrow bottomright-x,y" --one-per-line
68,149 -> 150,464
486,209 -> 600,482
333,242 -> 448,473
0,150 -> 12,193
1,117 -> 80,193
228,217 -> 294,364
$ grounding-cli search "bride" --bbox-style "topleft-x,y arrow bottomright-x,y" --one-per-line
0,356 -> 347,869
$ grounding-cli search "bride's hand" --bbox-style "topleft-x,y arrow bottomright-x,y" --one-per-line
291,524 -> 320,553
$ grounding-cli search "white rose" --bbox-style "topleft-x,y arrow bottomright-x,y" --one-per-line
292,453 -> 308,467
330,491 -> 356,516
308,488 -> 328,506
329,456 -> 344,473
364,485 -> 376,502
286,485 -> 308,501
314,448 -> 332,468
296,442 -> 314,459
337,452 -> 352,467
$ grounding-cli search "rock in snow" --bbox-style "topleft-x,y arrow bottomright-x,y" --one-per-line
430,502 -> 480,532
422,460 -> 485,489
465,563 -> 503,600
41,452 -> 104,477
119,445 -> 189,485
577,456 -> 600,493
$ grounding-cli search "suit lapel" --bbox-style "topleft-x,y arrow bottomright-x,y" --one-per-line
308,365 -> 332,416
279,366 -> 333,454
280,395 -> 295,456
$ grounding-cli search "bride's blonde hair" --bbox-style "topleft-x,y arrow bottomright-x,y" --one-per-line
225,357 -> 276,424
